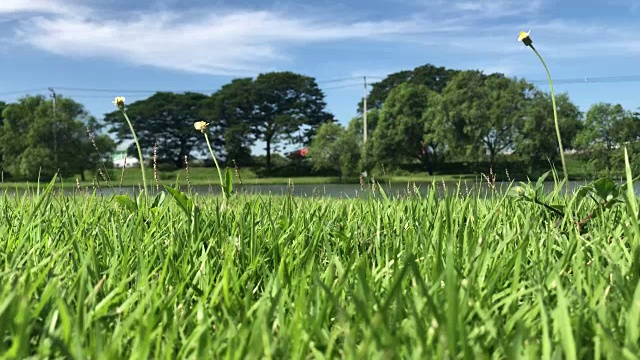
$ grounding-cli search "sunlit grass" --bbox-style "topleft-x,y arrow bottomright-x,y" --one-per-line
1,173 -> 639,358
0,168 -> 480,189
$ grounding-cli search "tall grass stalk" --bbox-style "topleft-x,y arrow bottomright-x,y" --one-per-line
114,97 -> 147,194
196,121 -> 226,199
531,46 -> 567,182
122,110 -> 147,193
519,31 -> 568,183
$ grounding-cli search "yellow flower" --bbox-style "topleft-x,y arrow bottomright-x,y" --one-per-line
113,96 -> 126,108
194,121 -> 208,132
518,30 -> 532,46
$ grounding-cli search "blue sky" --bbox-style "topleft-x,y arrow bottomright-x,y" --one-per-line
1,0 -> 639,154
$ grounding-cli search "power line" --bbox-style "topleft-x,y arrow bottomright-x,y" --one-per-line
50,74 -> 640,91
0,76 -> 377,97
323,83 -> 363,91
1,74 -> 640,99
0,87 -> 48,96
53,93 -> 155,99
55,78 -> 366,94
317,76 -> 365,84
529,75 -> 640,85
54,86 -> 206,94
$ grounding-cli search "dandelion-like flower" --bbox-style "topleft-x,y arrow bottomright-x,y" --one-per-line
194,121 -> 208,133
518,30 -> 532,47
113,96 -> 126,108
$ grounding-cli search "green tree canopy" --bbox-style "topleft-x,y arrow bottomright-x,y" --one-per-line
308,122 -> 344,176
372,83 -> 442,174
358,63 -> 459,113
104,92 -> 212,169
437,70 -> 534,168
515,90 -> 583,169
0,95 -> 114,181
342,110 -> 380,174
339,118 -> 364,177
308,120 -> 362,179
0,101 -> 6,123
249,71 -> 334,172
575,102 -> 637,176
203,78 -> 255,166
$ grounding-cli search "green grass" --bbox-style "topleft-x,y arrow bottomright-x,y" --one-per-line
565,155 -> 596,180
1,174 -> 639,358
0,154 -> 596,189
0,167 -> 477,189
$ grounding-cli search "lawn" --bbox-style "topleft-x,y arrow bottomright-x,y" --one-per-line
0,166 -> 478,190
1,173 -> 639,358
0,153 -> 598,190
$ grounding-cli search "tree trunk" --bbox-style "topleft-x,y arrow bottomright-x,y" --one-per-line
177,141 -> 188,169
421,155 -> 433,176
175,154 -> 187,169
420,141 -> 434,175
489,150 -> 496,171
265,139 -> 272,174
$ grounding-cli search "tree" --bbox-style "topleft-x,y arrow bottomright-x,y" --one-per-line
515,90 -> 583,170
437,71 -> 533,168
481,74 -> 533,167
574,103 -> 637,176
358,64 -> 459,113
308,122 -> 344,176
0,95 -> 115,181
437,70 -> 487,162
438,70 -> 533,167
250,71 -> 334,172
104,92 -> 213,169
371,83 -> 442,174
308,120 -> 362,179
338,119 -> 364,177
343,109 -> 380,174
204,78 -> 255,165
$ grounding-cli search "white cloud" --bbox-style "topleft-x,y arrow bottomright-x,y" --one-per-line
606,0 -> 640,12
453,0 -> 544,18
4,0 -> 640,77
0,0 -> 89,16
12,8 -> 428,76
409,0 -> 545,20
401,18 -> 640,63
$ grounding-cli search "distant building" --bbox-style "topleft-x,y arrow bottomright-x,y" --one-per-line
112,148 -> 139,168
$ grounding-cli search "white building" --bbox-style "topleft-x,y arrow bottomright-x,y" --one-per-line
112,144 -> 139,168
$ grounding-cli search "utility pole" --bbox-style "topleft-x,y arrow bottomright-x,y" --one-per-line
49,87 -> 58,168
363,76 -> 368,144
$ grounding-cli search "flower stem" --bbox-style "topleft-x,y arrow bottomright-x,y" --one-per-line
121,110 -> 148,193
530,44 -> 568,183
203,132 -> 226,199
